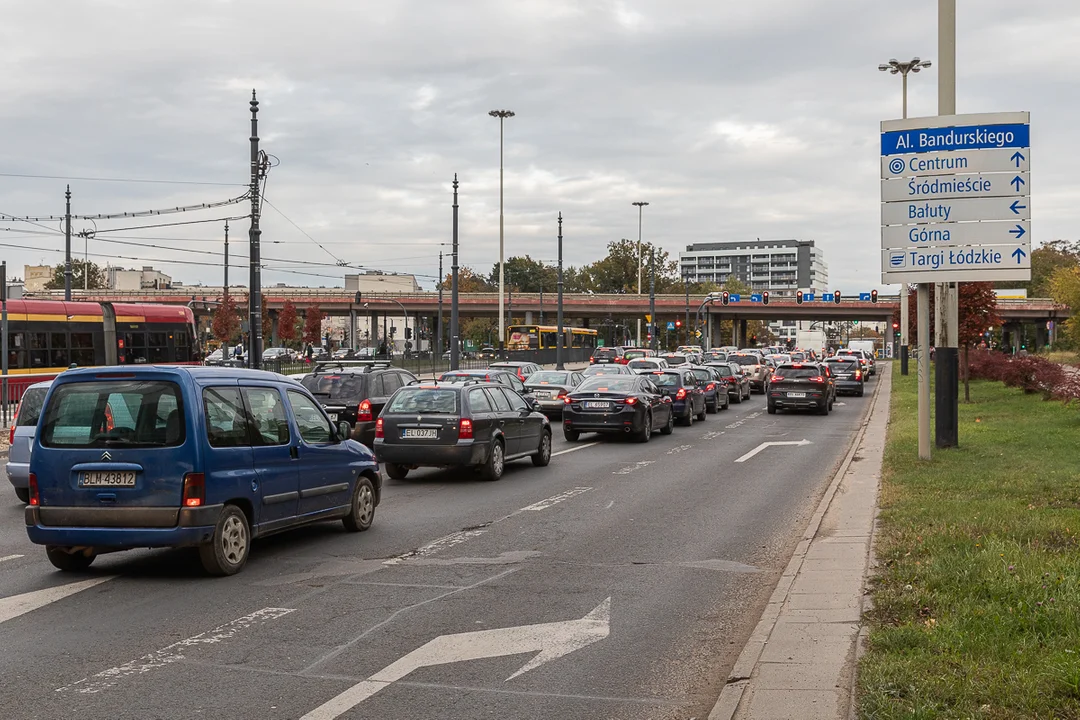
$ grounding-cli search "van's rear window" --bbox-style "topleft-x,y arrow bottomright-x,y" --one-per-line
41,381 -> 185,448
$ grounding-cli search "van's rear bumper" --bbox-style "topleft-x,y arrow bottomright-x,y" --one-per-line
24,504 -> 221,549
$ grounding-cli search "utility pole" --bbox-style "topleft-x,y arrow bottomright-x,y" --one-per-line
632,202 -> 649,345
684,278 -> 690,345
539,285 -> 544,325
64,186 -> 72,301
936,0 -> 959,448
247,90 -> 263,369
489,109 -> 515,354
1,261 -> 8,426
450,174 -> 460,371
556,212 -> 565,370
649,246 -> 657,352
437,251 -> 444,358
223,221 -> 230,304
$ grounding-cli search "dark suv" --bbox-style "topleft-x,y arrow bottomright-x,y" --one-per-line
374,381 -> 551,481
301,362 -> 418,446
590,347 -> 626,365
649,369 -> 707,426
767,362 -> 836,415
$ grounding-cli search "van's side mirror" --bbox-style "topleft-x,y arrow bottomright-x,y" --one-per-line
337,421 -> 352,441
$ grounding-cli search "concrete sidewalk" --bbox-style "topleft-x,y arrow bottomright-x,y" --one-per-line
710,363 -> 891,720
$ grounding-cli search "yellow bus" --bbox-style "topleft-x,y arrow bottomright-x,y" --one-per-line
507,325 -> 598,351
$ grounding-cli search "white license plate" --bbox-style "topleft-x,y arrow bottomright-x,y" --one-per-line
80,470 -> 136,487
402,428 -> 438,438
787,392 -> 807,398
584,401 -> 610,409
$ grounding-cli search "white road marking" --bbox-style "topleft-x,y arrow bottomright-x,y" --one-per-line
301,598 -> 611,719
666,445 -> 693,455
734,439 -> 813,463
384,529 -> 488,566
508,487 -> 592,516
551,441 -> 601,457
700,431 -> 724,440
57,607 -> 295,694
613,460 -> 654,475
0,577 -> 114,626
0,554 -> 24,563
604,500 -> 614,510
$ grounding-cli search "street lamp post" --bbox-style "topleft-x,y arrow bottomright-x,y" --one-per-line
450,175 -> 461,371
437,251 -> 444,357
632,202 -> 648,346
489,109 -> 515,354
648,246 -> 656,352
556,213 -> 565,370
879,56 -> 931,377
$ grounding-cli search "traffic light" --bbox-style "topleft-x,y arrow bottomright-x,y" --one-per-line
892,321 -> 900,337
354,291 -> 362,304
390,326 -> 397,336
405,327 -> 412,340
762,291 -> 769,305
675,319 -> 682,328
721,291 -> 729,306
870,289 -> 878,304
833,291 -> 841,305
796,290 -> 804,305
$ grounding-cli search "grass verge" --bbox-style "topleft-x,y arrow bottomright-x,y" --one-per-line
858,370 -> 1080,719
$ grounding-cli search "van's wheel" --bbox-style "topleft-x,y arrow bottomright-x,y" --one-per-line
385,463 -> 409,480
199,504 -> 250,576
480,439 -> 505,481
45,546 -> 96,572
532,429 -> 552,467
14,487 -> 30,504
342,475 -> 376,532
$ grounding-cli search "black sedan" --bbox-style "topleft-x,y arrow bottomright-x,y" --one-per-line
706,362 -> 752,404
688,366 -> 730,413
562,375 -> 674,443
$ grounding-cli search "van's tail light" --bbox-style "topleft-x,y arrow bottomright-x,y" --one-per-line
375,417 -> 384,439
8,423 -> 14,445
182,473 -> 205,508
676,388 -> 687,400
28,473 -> 39,506
458,418 -> 474,439
357,399 -> 373,422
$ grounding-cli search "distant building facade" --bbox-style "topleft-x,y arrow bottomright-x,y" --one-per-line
23,265 -> 52,292
107,266 -> 173,291
679,239 -> 828,295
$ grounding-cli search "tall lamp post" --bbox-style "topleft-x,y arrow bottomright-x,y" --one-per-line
489,109 -> 515,354
556,212 -> 565,370
648,246 -> 657,352
632,202 -> 649,346
879,56 -> 931,377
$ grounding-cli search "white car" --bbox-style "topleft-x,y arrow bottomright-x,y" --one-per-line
627,358 -> 669,374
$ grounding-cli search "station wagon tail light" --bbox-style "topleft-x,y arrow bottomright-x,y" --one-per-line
375,417 -> 384,439
28,473 -> 39,506
589,356 -> 595,362
855,370 -> 863,380
458,418 -> 474,439
8,421 -> 14,445
676,388 -> 687,400
624,396 -> 638,405
357,399 -> 373,422
182,473 -> 205,508
706,383 -> 715,391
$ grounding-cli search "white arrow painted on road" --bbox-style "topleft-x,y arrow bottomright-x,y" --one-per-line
734,439 -> 812,463
301,598 -> 611,719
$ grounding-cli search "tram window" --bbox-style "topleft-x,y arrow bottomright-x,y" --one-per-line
29,332 -> 48,368
71,332 -> 95,367
175,330 -> 189,347
50,333 -> 70,367
148,332 -> 168,363
540,331 -> 557,349
8,332 -> 26,369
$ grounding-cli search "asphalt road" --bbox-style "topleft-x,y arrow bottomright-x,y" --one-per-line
0,379 -> 878,720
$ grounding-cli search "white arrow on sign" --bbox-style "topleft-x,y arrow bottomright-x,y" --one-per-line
301,598 -> 611,720
735,439 -> 811,463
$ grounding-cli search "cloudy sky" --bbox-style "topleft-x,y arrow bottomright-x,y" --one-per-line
1,0 -> 1076,293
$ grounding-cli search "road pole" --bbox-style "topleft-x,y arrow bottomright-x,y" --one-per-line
64,186 -> 72,301
489,110 -> 514,354
633,202 -> 648,347
684,279 -> 690,345
247,90 -> 263,369
936,0 -> 959,448
437,251 -> 444,357
556,213 -> 565,370
450,175 -> 460,371
918,284 -> 931,459
648,247 -> 656,352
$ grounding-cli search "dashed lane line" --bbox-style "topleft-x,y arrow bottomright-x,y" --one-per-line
0,554 -> 24,564
0,577 -> 114,626
551,441 -> 601,457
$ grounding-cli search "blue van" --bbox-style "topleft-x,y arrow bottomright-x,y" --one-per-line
25,366 -> 382,575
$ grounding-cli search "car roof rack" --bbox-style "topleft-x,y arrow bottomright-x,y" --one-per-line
313,360 -> 392,373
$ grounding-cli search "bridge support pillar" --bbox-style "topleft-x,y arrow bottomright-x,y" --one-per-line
1035,322 -> 1048,352
525,311 -> 533,324
348,308 -> 357,350
739,318 -> 748,348
270,309 -> 279,347
370,311 -> 380,354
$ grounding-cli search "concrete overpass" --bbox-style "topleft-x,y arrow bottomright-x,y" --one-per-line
32,288 -> 1068,349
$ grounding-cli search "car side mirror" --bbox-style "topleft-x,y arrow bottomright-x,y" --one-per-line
337,421 -> 352,441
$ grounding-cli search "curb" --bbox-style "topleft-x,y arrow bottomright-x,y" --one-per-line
708,368 -> 887,720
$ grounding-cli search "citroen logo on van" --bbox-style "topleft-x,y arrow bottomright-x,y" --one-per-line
101,451 -> 112,461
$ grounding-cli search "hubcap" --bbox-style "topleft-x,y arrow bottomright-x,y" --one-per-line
221,515 -> 247,565
493,444 -> 504,475
541,434 -> 550,459
357,484 -> 374,524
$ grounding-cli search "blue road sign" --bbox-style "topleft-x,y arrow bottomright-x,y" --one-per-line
750,293 -> 762,303
859,292 -> 872,301
729,294 -> 741,303
821,292 -> 835,302
881,123 -> 1030,156
666,321 -> 675,331
803,293 -> 816,302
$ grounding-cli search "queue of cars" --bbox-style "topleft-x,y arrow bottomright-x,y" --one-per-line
9,345 -> 875,576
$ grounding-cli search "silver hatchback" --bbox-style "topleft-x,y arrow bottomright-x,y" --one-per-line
6,380 -> 52,504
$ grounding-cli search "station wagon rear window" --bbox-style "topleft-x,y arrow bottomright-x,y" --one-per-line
776,366 -> 822,378
387,388 -> 459,414
41,381 -> 185,448
302,374 -> 367,400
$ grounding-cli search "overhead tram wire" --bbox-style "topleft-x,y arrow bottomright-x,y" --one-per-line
0,172 -> 248,187
261,197 -> 347,266
0,193 -> 249,224
88,215 -> 250,234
